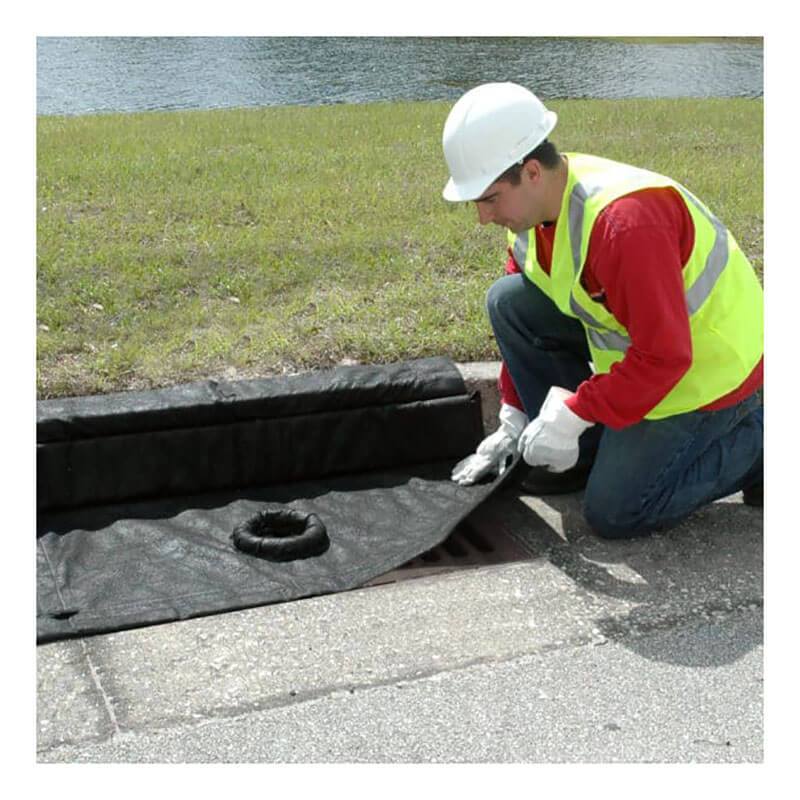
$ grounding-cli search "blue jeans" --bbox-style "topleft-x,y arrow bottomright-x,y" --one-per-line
486,273 -> 763,539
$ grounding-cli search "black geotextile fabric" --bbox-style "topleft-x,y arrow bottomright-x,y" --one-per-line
37,357 -> 513,643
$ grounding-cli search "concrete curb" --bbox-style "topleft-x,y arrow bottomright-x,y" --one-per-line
456,361 -> 502,435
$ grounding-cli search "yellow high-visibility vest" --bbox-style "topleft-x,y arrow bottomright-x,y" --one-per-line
507,153 -> 763,419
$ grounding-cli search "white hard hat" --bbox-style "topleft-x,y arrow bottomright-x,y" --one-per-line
442,82 -> 557,202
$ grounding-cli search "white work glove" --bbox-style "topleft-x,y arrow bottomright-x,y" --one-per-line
451,404 -> 528,486
518,386 -> 594,473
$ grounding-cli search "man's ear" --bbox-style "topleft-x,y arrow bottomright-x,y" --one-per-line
522,159 -> 542,185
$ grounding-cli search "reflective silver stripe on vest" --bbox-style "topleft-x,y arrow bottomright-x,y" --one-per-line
586,327 -> 631,353
569,295 -> 631,352
513,231 -> 528,269
566,174 -> 730,352
567,179 -> 631,352
568,181 -> 594,275
680,188 -> 730,315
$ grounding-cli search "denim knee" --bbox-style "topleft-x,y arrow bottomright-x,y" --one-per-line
485,277 -> 514,327
583,491 -> 653,540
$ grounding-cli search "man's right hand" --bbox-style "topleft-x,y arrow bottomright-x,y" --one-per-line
451,404 -> 528,486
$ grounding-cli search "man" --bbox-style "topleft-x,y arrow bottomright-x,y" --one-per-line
443,82 -> 763,539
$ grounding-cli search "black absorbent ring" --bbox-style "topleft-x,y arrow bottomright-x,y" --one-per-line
231,508 -> 329,561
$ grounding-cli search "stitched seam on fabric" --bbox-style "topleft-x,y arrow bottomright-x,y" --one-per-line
73,587 -> 359,620
39,396 -> 472,446
70,545 -> 458,618
38,538 -> 78,632
63,550 -> 446,618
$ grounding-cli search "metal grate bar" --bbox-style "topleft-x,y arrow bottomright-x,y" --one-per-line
365,518 -> 531,587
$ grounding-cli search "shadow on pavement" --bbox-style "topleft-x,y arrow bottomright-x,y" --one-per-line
487,487 -> 763,668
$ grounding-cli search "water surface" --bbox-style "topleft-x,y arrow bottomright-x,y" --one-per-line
37,37 -> 763,117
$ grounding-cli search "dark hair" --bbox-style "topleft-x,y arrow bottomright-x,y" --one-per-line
497,139 -> 561,185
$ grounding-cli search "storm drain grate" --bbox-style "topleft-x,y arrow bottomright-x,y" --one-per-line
365,517 -> 533,587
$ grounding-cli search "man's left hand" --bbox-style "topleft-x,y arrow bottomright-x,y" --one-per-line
518,386 -> 595,473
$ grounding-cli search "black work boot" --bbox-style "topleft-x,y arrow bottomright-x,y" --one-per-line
742,455 -> 763,507
519,462 -> 593,495
742,481 -> 763,507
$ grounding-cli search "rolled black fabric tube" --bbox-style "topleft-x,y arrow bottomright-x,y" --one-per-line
231,509 -> 330,562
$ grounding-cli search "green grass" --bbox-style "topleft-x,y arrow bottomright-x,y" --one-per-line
37,98 -> 763,398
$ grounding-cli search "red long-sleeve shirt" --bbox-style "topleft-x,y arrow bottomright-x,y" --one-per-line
499,186 -> 763,430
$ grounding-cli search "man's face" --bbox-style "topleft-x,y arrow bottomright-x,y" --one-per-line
473,163 -> 542,233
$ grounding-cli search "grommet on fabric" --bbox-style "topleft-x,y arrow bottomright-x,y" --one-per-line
231,508 -> 330,561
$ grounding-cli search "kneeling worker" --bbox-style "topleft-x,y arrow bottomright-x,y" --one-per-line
444,82 -> 763,539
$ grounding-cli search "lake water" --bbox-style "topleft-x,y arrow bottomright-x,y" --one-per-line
37,37 -> 763,117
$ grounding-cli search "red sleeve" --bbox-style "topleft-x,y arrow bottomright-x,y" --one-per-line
505,248 -> 522,275
565,190 -> 694,429
498,248 -> 525,411
499,361 -> 524,411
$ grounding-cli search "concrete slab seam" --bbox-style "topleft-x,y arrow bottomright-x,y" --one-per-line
38,603 -> 761,756
36,636 -> 607,757
80,638 -> 122,737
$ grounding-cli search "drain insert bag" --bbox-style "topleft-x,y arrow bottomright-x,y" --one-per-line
37,357 -> 509,643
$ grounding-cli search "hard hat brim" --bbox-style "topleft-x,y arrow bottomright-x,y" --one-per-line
442,177 -> 481,202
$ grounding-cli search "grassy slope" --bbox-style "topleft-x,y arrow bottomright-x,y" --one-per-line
37,98 -> 763,398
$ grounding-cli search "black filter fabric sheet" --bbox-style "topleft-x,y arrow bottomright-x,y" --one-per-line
37,357 -> 511,643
